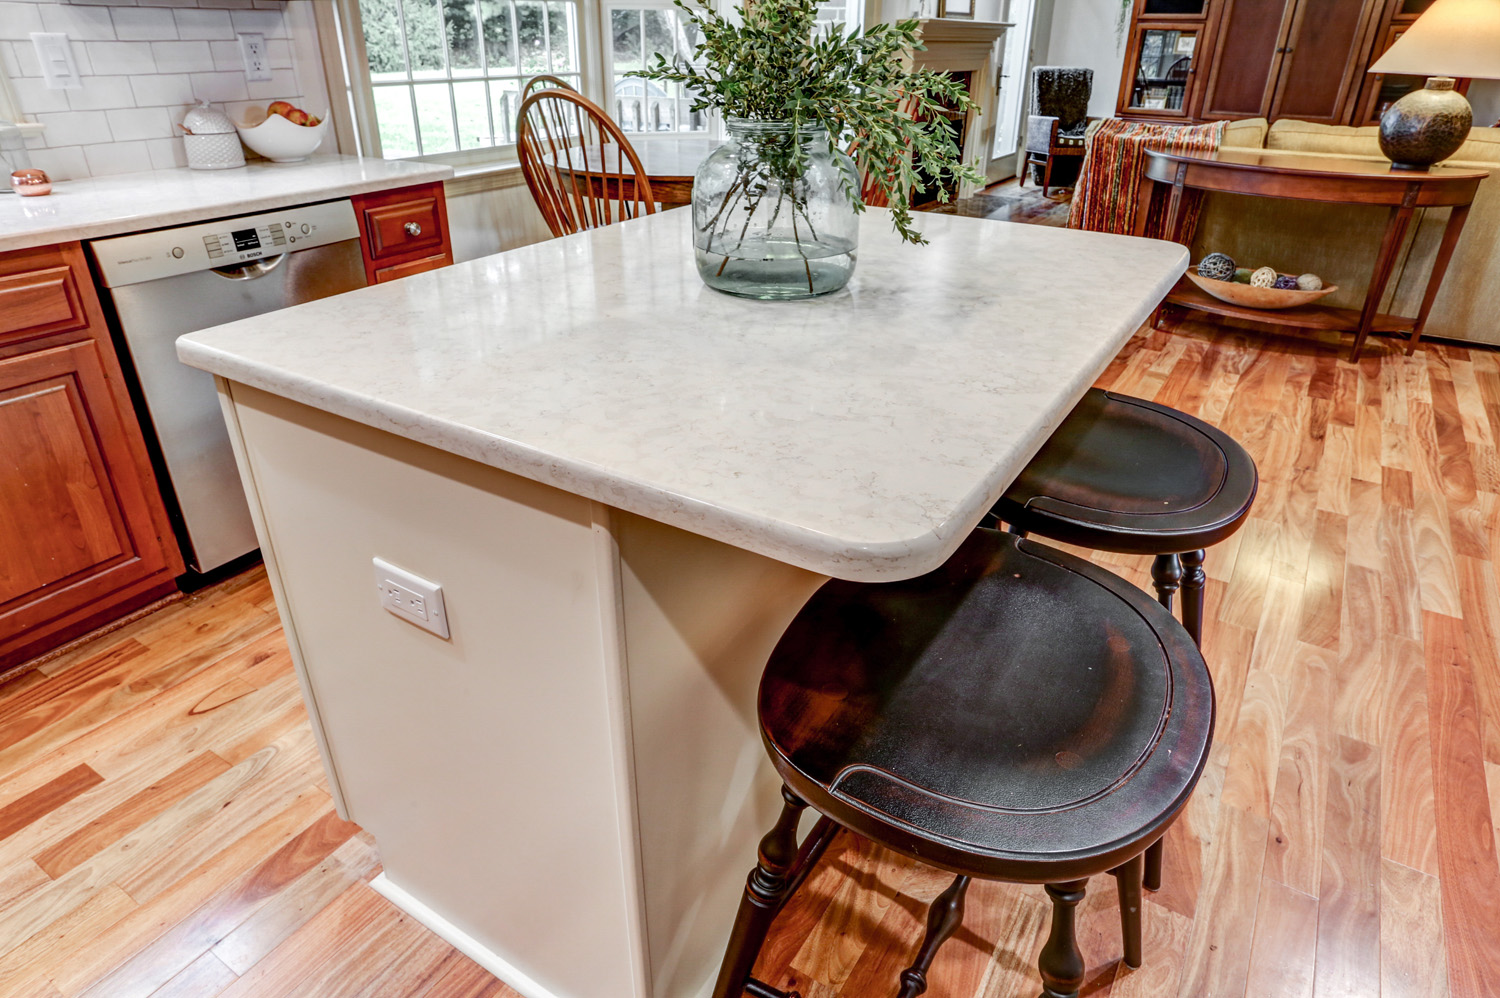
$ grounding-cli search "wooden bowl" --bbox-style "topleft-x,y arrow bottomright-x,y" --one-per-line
1185,267 -> 1338,310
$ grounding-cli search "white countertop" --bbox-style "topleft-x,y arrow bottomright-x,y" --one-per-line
179,209 -> 1187,581
0,155 -> 453,253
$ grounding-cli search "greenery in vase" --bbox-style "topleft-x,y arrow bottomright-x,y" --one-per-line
637,0 -> 983,244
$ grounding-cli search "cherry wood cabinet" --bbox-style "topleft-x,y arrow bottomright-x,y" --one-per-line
1117,0 -> 1445,126
0,242 -> 183,671
351,181 -> 454,285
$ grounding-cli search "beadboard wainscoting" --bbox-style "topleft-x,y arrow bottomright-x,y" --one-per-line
1,0 -> 331,180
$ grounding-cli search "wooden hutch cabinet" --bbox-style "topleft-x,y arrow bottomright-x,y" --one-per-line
1117,0 -> 1467,126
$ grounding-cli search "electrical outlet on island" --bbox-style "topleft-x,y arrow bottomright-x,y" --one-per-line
373,557 -> 451,639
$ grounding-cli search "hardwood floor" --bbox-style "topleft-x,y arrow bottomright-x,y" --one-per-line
4,312 -> 1500,996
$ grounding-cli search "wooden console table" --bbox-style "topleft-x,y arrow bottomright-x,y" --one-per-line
1135,148 -> 1489,361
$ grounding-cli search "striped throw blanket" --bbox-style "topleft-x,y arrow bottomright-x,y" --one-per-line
1067,118 -> 1227,238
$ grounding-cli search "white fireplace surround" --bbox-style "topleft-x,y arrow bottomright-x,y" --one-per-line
910,18 -> 1011,198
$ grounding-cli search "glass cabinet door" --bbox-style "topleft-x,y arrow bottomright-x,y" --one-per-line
1128,27 -> 1199,113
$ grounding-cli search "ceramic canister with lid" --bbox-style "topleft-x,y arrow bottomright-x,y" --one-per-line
181,102 -> 246,170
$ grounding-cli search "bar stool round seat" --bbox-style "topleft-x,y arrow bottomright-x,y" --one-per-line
994,388 -> 1257,556
991,388 -> 1257,648
714,529 -> 1215,998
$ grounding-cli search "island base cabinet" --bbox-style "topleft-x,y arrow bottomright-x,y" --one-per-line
217,381 -> 827,998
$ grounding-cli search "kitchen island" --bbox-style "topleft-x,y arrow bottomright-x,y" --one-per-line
177,208 -> 1188,998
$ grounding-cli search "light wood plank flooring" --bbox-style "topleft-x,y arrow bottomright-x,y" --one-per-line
3,314 -> 1500,996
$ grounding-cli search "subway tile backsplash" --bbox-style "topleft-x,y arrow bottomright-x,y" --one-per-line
3,1 -> 329,180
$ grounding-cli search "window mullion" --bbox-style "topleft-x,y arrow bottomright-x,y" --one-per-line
392,0 -> 424,155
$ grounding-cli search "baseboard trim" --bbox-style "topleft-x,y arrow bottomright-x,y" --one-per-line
369,872 -> 567,998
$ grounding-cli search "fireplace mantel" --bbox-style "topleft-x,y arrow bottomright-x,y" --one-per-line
916,18 -> 1011,44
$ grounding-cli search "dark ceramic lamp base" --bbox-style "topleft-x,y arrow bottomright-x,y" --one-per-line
1379,77 -> 1473,171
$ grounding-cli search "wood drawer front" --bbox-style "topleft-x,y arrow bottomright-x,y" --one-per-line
373,253 -> 449,284
363,197 -> 444,260
0,265 -> 89,340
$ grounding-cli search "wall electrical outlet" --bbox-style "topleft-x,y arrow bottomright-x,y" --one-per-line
373,557 -> 451,638
30,33 -> 81,91
237,32 -> 273,83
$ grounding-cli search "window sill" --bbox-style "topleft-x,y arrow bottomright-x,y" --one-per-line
444,161 -> 527,197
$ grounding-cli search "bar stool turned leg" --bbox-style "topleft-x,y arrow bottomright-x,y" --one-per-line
1143,838 -> 1163,892
1180,549 -> 1207,648
896,875 -> 971,998
712,786 -> 809,998
1039,880 -> 1089,998
1150,553 -> 1183,615
1109,855 -> 1144,969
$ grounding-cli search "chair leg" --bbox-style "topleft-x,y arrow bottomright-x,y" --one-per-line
711,786 -> 810,998
1019,154 -> 1031,188
1180,549 -> 1207,648
1039,880 -> 1089,998
1144,838 -> 1163,892
1042,155 -> 1055,198
896,875 -> 970,998
1110,856 -> 1144,969
1150,553 -> 1183,616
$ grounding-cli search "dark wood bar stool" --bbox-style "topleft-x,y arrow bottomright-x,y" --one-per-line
991,388 -> 1257,648
715,529 -> 1215,998
988,388 -> 1255,893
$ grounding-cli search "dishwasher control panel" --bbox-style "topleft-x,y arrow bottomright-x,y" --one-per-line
90,198 -> 361,288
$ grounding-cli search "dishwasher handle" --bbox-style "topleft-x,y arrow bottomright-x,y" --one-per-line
211,253 -> 290,281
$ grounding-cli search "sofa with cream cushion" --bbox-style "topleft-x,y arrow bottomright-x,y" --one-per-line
1188,118 -> 1500,346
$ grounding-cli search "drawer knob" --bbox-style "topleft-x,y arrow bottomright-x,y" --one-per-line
404,221 -> 423,237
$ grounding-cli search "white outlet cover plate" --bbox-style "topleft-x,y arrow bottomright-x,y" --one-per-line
373,557 -> 450,639
237,32 -> 272,83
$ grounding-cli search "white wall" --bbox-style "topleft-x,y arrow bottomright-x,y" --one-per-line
2,0 -> 330,180
1035,0 -> 1124,119
1471,80 -> 1500,129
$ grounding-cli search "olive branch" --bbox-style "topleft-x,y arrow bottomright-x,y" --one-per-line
638,0 -> 985,244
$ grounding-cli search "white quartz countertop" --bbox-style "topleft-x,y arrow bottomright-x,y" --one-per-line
0,156 -> 453,253
179,209 -> 1187,582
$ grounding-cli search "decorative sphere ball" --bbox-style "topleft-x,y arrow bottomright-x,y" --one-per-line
1234,268 -> 1254,284
1296,273 -> 1323,291
1273,275 -> 1300,291
1198,252 -> 1236,281
1250,266 -> 1278,288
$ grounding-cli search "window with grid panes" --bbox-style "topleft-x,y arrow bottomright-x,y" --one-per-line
357,0 -> 582,157
343,0 -> 862,159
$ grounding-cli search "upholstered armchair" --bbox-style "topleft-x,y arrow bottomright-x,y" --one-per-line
1024,67 -> 1095,197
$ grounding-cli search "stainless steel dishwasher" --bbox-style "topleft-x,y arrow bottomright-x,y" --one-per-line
89,199 -> 367,575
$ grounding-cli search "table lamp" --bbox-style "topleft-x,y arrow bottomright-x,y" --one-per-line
1368,0 -> 1500,169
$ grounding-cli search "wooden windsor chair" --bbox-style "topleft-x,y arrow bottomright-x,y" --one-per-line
516,89 -> 656,238
521,74 -> 577,100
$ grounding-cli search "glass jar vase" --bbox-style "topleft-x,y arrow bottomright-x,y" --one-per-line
692,118 -> 860,300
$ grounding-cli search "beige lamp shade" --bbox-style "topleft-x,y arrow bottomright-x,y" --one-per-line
1369,0 -> 1500,79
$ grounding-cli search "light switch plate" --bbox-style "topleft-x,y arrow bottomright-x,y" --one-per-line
31,33 -> 81,91
373,557 -> 451,639
237,32 -> 272,83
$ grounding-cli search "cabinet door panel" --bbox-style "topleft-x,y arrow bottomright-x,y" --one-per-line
0,379 -> 127,601
1201,0 -> 1294,118
0,342 -> 171,632
1272,0 -> 1384,123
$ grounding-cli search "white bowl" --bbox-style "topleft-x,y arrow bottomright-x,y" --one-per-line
235,109 -> 328,163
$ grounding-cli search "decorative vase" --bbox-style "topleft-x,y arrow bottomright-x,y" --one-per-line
1378,77 -> 1472,171
692,118 -> 860,300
